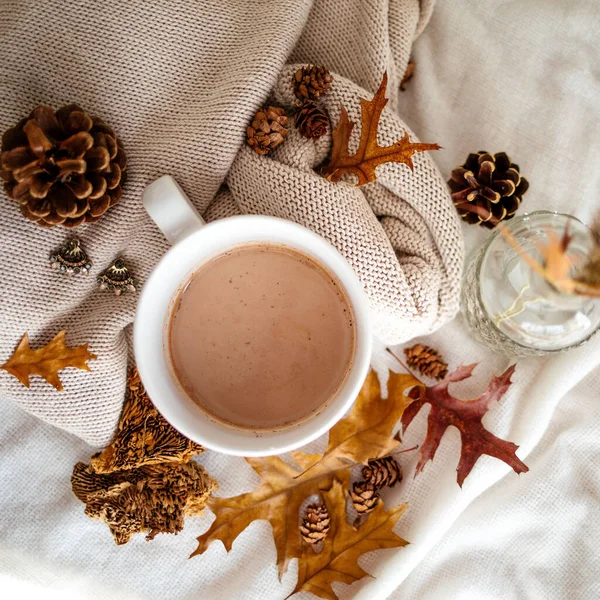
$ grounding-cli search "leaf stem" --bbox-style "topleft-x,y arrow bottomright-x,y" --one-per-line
292,445 -> 419,480
386,347 -> 411,373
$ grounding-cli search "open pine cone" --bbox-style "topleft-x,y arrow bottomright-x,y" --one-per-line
292,65 -> 333,101
448,151 -> 528,229
1,105 -> 126,228
246,106 -> 289,155
294,101 -> 329,139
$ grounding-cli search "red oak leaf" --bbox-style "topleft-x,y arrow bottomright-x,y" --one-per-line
401,364 -> 528,486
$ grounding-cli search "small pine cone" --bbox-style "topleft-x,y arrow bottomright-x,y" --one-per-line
292,65 -> 333,101
350,481 -> 379,515
294,101 -> 329,140
246,106 -> 289,155
299,503 -> 331,544
1,105 -> 126,228
404,344 -> 448,380
362,456 -> 403,490
448,151 -> 529,229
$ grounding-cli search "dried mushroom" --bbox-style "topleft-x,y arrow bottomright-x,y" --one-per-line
91,367 -> 203,474
72,460 -> 216,544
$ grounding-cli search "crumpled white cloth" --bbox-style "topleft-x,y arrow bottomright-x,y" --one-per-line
1,0 -> 599,599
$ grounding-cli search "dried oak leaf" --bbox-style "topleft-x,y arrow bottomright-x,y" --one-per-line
501,223 -> 600,298
1,330 -> 96,391
289,480 -> 408,600
192,369 -> 419,577
322,71 -> 440,186
71,460 -> 217,544
401,364 -> 529,486
91,366 -> 203,473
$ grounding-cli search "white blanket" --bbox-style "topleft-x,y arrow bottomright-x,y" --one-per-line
1,1 -> 599,599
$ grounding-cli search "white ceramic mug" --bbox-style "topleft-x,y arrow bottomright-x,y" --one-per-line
134,175 -> 372,457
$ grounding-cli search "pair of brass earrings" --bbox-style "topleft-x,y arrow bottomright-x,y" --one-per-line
49,238 -> 137,296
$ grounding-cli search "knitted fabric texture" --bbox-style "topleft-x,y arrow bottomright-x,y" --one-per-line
0,0 -> 462,446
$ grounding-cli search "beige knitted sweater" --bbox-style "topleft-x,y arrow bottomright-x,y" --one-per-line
0,0 -> 463,446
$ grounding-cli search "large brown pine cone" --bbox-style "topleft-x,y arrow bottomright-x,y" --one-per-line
350,481 -> 379,515
448,151 -> 529,229
0,105 -> 127,228
362,456 -> 403,490
299,503 -> 331,544
292,65 -> 333,101
246,106 -> 289,155
294,101 -> 329,139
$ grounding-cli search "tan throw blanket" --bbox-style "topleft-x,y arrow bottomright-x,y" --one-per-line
0,0 -> 463,446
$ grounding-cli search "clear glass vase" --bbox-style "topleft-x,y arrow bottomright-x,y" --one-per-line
462,211 -> 600,356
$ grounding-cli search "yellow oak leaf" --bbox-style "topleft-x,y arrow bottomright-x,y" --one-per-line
322,72 -> 440,186
1,330 -> 97,391
191,369 -> 419,578
289,479 -> 408,600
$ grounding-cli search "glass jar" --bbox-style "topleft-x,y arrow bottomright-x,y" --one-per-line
462,211 -> 600,356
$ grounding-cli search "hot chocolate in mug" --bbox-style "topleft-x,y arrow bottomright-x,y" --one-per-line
134,175 -> 372,456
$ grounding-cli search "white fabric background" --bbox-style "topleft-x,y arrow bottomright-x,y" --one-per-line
1,1 -> 599,600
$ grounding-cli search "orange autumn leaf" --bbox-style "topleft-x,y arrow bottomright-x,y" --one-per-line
322,72 -> 440,186
500,223 -> 600,298
2,330 -> 97,391
192,369 -> 418,578
289,480 -> 408,600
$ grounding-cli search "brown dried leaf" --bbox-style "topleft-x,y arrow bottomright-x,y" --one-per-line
401,364 -> 529,487
192,369 -> 419,577
290,480 -> 408,600
1,330 -> 96,391
71,460 -> 217,545
322,72 -> 440,186
91,366 -> 203,473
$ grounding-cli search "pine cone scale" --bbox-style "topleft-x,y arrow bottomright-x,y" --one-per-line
89,194 -> 110,217
23,119 -> 53,155
30,106 -> 64,138
1,146 -> 36,170
88,174 -> 107,199
30,176 -> 53,199
85,147 -> 111,171
27,197 -> 52,217
65,111 -> 93,135
66,176 -> 92,200
105,164 -> 121,189
480,187 -> 501,203
60,131 -> 94,156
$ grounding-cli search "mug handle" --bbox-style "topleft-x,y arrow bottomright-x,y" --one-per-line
142,175 -> 206,245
